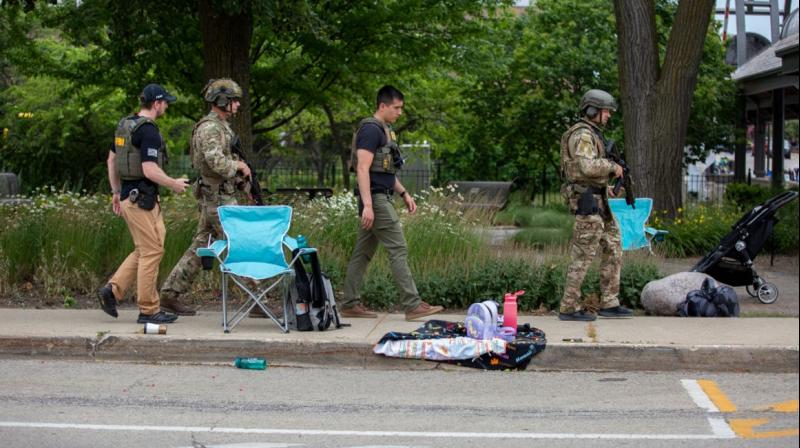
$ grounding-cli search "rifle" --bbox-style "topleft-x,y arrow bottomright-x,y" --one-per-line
230,135 -> 265,206
605,140 -> 635,208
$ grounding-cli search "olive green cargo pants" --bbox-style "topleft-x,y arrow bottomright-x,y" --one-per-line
342,192 -> 421,311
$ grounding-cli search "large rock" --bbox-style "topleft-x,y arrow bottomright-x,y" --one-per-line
0,173 -> 20,197
641,272 -> 716,316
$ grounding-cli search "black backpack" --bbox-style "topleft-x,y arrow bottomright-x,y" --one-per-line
678,278 -> 740,317
287,250 -> 345,331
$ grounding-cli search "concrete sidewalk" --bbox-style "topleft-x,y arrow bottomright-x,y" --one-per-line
0,308 -> 796,373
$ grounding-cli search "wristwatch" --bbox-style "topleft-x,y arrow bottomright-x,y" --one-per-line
399,190 -> 407,198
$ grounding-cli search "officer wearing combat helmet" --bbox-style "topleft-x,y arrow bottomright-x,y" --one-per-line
558,89 -> 633,321
340,85 -> 444,321
158,78 -> 252,315
97,83 -> 190,324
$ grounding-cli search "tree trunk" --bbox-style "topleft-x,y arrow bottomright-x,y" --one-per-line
614,0 -> 714,214
198,0 -> 254,156
322,104 -> 351,190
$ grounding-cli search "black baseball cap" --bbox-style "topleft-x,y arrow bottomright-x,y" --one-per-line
141,84 -> 177,103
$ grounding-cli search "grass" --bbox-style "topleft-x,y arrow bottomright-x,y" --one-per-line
494,200 -> 574,248
0,185 -> 662,311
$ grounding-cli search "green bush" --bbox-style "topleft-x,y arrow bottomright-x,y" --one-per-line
361,256 -> 661,312
655,188 -> 799,257
724,184 -> 799,254
654,204 -> 739,258
655,185 -> 799,257
513,227 -> 573,248
724,183 -> 773,206
493,204 -> 575,248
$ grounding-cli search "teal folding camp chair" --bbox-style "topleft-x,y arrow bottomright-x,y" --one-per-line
608,198 -> 668,254
195,205 -> 315,333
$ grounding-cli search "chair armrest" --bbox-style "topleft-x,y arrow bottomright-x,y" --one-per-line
283,235 -> 318,254
196,240 -> 228,258
645,227 -> 669,242
283,235 -> 298,251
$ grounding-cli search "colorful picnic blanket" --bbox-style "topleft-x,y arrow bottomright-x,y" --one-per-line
373,320 -> 547,371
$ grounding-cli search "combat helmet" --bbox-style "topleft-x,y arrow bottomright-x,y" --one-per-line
203,78 -> 243,108
579,89 -> 617,115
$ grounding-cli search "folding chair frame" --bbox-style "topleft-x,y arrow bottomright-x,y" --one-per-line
196,206 -> 316,334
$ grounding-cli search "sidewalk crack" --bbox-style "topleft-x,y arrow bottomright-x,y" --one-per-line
88,331 -> 112,358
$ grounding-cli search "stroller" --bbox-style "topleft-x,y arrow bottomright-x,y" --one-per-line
692,190 -> 798,304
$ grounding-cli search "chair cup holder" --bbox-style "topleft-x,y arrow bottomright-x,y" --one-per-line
201,256 -> 214,271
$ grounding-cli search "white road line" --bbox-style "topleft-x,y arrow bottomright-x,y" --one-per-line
0,421 -> 733,440
707,417 -> 737,438
681,378 -> 737,438
681,379 -> 720,413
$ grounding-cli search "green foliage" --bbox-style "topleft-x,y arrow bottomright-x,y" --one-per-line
513,226 -> 573,248
362,256 -> 660,312
724,183 -> 775,206
2,0 -> 734,199
444,0 -> 735,188
654,204 -> 739,258
493,202 -> 574,248
654,187 -> 799,257
724,184 -> 799,254
0,78 -> 126,190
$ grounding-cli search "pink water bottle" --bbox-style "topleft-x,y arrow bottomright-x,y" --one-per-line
503,290 -> 524,334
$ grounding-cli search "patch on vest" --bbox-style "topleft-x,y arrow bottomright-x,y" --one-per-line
575,132 -> 595,158
115,137 -> 125,147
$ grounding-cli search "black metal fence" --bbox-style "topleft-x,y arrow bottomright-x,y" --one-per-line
684,174 -> 735,205
168,155 -> 742,206
167,155 -> 433,193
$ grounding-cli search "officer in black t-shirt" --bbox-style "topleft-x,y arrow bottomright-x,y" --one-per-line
97,84 -> 190,325
112,121 -> 164,204
354,122 -> 395,193
340,85 -> 445,321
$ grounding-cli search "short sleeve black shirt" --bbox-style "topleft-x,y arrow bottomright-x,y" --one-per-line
355,122 -> 395,191
112,116 -> 162,200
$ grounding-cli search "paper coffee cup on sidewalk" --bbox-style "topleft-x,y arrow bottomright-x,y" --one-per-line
143,323 -> 167,335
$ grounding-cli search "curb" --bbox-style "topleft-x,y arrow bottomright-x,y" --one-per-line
0,336 -> 797,373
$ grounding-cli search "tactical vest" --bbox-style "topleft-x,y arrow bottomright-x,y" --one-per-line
350,118 -> 399,175
114,116 -> 165,181
560,120 -> 607,188
190,112 -> 237,188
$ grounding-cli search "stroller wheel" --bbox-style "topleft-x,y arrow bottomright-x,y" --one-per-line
756,282 -> 779,304
746,278 -> 765,298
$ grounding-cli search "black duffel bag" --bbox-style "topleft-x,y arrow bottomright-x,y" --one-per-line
678,277 -> 740,317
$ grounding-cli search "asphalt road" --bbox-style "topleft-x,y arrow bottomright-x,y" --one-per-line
0,360 -> 797,447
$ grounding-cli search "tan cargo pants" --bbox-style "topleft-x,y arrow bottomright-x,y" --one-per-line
107,199 -> 166,315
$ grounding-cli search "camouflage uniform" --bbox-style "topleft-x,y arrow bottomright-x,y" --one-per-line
160,111 -> 241,299
559,118 -> 622,313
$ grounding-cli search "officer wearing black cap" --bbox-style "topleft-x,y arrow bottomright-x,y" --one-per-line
97,83 -> 190,325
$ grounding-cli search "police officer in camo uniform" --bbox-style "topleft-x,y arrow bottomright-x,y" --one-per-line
158,79 -> 251,315
558,89 -> 633,321
340,85 -> 445,321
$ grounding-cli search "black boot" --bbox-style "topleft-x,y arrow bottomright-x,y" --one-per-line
97,284 -> 118,318
160,297 -> 197,316
558,310 -> 597,321
137,311 -> 178,324
598,306 -> 633,319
